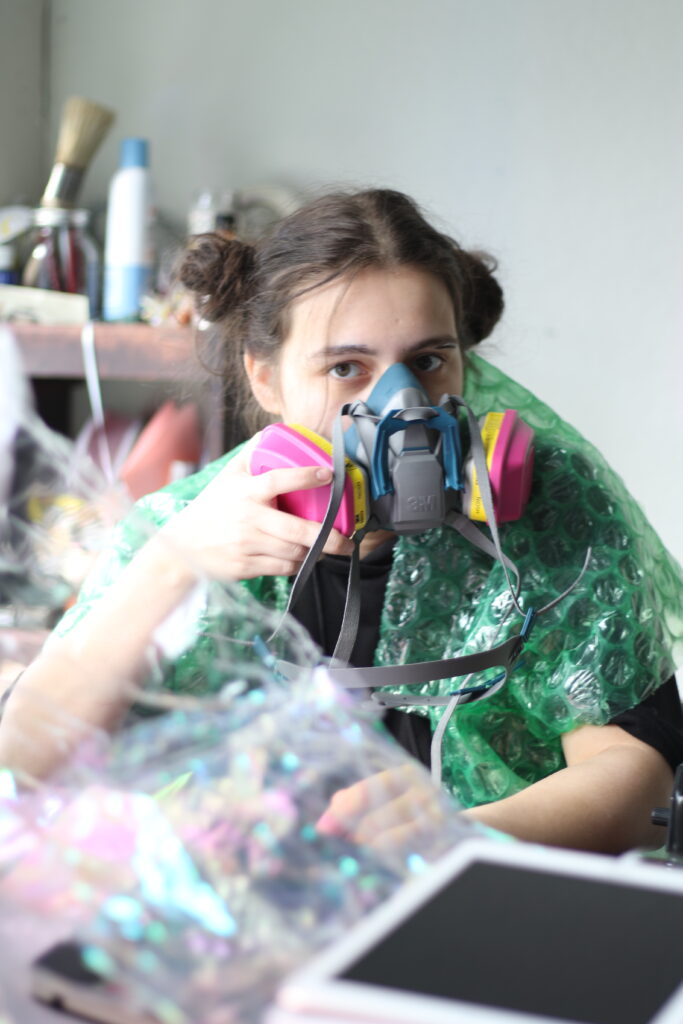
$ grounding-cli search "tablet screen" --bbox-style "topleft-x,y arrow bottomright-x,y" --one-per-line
339,861 -> 683,1024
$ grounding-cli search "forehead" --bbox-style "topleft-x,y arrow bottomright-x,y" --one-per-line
283,266 -> 456,352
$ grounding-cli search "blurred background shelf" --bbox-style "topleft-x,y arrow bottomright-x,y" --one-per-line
10,321 -> 227,462
11,321 -> 199,379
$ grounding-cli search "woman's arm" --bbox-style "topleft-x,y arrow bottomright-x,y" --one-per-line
0,534 -> 197,779
317,724 -> 675,855
462,724 -> 674,853
0,451 -> 353,780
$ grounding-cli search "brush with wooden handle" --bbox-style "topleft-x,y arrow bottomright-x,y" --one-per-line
40,96 -> 115,208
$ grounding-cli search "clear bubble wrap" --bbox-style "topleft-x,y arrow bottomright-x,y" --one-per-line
49,353 -> 683,810
375,354 -> 683,806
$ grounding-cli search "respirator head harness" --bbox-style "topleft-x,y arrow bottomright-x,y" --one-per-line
250,362 -> 588,722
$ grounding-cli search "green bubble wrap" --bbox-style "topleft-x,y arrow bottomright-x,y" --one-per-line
56,355 -> 683,808
374,354 -> 683,806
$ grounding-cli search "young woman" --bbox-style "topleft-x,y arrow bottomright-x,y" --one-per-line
2,189 -> 682,853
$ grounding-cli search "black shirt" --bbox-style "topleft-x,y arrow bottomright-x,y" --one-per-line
291,542 -> 683,773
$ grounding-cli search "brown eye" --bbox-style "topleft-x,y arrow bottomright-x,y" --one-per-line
329,362 -> 360,380
412,353 -> 444,373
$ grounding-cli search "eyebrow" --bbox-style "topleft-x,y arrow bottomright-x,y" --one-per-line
310,336 -> 458,362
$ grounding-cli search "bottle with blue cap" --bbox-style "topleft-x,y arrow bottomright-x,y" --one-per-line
103,137 -> 153,321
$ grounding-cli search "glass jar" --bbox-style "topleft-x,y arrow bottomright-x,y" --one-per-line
21,207 -> 100,318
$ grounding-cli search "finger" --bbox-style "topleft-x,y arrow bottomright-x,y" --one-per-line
215,459 -> 356,553
251,464 -> 334,502
367,821 -> 430,852
214,508 -> 351,579
237,532 -> 310,568
372,763 -> 424,794
251,503 -> 355,556
220,522 -> 314,577
316,782 -> 371,836
317,771 -> 403,834
315,809 -> 350,839
317,764 -> 425,834
353,787 -> 441,846
236,554 -> 312,579
352,763 -> 424,803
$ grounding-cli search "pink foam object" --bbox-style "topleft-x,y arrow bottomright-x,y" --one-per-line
488,410 -> 535,522
249,424 -> 357,537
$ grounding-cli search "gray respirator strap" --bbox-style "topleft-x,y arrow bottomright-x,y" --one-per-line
447,399 -> 592,618
318,411 -> 364,664
347,402 -> 380,460
268,412 -> 347,634
272,393 -> 584,688
270,409 -> 363,659
450,396 -> 526,617
281,395 -> 528,684
445,509 -> 522,604
327,396 -> 527,691
331,539 -> 361,663
325,628 -> 527,689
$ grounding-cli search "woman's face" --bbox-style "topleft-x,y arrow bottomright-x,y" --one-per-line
245,266 -> 463,440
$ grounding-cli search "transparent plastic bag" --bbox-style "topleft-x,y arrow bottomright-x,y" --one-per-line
0,328 -> 127,626
0,329 -> 478,1023
0,667 -> 475,1023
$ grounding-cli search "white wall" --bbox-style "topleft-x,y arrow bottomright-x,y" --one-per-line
0,0 -> 45,204
42,0 -> 683,564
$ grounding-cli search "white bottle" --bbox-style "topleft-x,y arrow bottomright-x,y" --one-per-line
103,138 -> 153,321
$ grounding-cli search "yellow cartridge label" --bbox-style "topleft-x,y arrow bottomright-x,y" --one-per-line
291,423 -> 368,529
468,412 -> 504,522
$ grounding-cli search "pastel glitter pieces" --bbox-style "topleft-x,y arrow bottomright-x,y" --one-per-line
2,666 -> 475,1023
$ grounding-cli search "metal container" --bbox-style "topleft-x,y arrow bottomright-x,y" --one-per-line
22,207 -> 100,318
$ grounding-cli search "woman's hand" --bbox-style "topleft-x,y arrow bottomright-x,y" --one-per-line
316,763 -> 446,851
160,444 -> 355,582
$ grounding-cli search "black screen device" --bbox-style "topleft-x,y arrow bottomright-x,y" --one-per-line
270,838 -> 683,1024
31,940 -> 153,1024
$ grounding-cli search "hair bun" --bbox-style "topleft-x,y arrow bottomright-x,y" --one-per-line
459,249 -> 504,345
177,232 -> 256,322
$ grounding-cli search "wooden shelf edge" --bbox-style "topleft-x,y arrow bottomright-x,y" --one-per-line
8,321 -> 203,381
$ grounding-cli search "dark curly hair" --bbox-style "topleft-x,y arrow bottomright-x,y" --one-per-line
178,188 -> 504,434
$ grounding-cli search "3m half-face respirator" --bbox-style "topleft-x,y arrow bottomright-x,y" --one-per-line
250,363 -> 535,537
250,363 -> 588,728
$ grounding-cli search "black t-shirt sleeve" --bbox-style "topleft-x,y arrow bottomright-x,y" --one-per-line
609,676 -> 683,772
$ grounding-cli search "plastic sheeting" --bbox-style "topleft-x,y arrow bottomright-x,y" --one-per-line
0,330 -> 126,622
0,328 -> 475,1023
53,346 -> 683,807
376,355 -> 683,804
0,674 -> 474,1023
